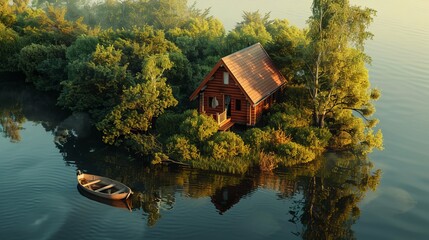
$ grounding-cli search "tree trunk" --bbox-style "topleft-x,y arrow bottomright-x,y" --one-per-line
312,112 -> 325,128
312,111 -> 319,127
318,114 -> 325,128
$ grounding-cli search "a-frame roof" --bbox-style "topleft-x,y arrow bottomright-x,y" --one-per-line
189,43 -> 287,105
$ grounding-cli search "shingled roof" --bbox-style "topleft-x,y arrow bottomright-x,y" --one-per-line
189,43 -> 287,105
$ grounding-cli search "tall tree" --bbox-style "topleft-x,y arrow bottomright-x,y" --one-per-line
302,0 -> 382,153
305,0 -> 377,128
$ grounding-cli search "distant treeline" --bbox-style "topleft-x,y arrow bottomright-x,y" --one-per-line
0,0 -> 382,174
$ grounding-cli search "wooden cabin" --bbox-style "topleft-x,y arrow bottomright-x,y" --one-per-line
189,43 -> 287,130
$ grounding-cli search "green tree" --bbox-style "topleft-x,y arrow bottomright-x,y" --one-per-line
92,0 -> 138,29
144,0 -> 190,30
18,4 -> 88,46
166,15 -> 225,107
65,34 -> 98,62
0,22 -> 20,72
305,0 -> 377,128
97,27 -> 179,75
97,57 -> 178,146
296,0 -> 383,153
18,43 -> 67,90
0,0 -> 18,27
0,0 -> 31,72
59,27 -> 179,156
58,44 -> 131,119
225,11 -> 272,53
266,19 -> 308,83
155,111 -> 186,142
168,16 -> 224,63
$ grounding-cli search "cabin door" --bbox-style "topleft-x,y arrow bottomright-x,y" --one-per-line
224,95 -> 231,117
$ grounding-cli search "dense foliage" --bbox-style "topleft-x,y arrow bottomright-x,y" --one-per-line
158,110 -> 250,174
0,0 -> 383,174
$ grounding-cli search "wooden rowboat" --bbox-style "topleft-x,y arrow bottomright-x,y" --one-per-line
77,186 -> 133,211
77,170 -> 133,200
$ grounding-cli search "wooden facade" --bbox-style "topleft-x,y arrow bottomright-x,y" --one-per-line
190,43 -> 287,128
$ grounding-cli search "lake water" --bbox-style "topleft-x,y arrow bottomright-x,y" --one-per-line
1,0 -> 429,239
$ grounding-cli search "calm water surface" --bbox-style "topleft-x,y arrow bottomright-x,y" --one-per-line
1,0 -> 429,239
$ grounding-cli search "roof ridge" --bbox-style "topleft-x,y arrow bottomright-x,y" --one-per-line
221,42 -> 262,60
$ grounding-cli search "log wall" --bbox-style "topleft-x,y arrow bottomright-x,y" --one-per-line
200,66 -> 248,125
198,67 -> 281,126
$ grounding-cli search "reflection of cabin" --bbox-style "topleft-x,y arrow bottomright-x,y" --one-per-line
189,43 -> 287,130
210,179 -> 256,214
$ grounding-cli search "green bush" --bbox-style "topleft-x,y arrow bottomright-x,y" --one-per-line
266,102 -> 311,130
205,131 -> 249,160
66,35 -> 99,62
243,128 -> 291,152
18,43 -> 67,91
178,110 -> 218,144
166,135 -> 200,162
151,152 -> 169,165
275,142 -> 316,167
190,157 -> 251,175
155,111 -> 187,142
258,151 -> 278,172
123,133 -> 162,156
291,126 -> 332,149
244,127 -> 318,168
243,128 -> 271,151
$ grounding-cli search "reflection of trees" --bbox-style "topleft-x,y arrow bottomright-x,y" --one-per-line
299,153 -> 381,239
2,76 -> 379,233
66,142 -> 380,232
71,149 -> 248,226
0,104 -> 25,142
0,79 -> 26,142
3,77 -> 382,235
0,77 -> 69,142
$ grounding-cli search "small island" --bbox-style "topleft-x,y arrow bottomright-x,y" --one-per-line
0,0 -> 383,174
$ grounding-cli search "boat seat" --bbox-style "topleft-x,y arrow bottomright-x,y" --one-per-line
82,179 -> 101,187
112,188 -> 127,195
94,184 -> 115,192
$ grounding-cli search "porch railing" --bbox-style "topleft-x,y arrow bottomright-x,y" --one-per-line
216,110 -> 228,125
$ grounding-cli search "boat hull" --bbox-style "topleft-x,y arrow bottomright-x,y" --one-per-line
77,172 -> 132,200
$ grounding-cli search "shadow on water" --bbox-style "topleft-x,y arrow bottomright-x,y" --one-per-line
0,76 -> 382,239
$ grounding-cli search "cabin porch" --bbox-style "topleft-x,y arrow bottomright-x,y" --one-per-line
214,109 -> 234,131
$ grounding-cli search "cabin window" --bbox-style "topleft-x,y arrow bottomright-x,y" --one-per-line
235,99 -> 241,111
223,72 -> 229,85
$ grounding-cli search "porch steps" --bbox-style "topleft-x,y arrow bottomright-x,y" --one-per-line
219,118 -> 234,131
